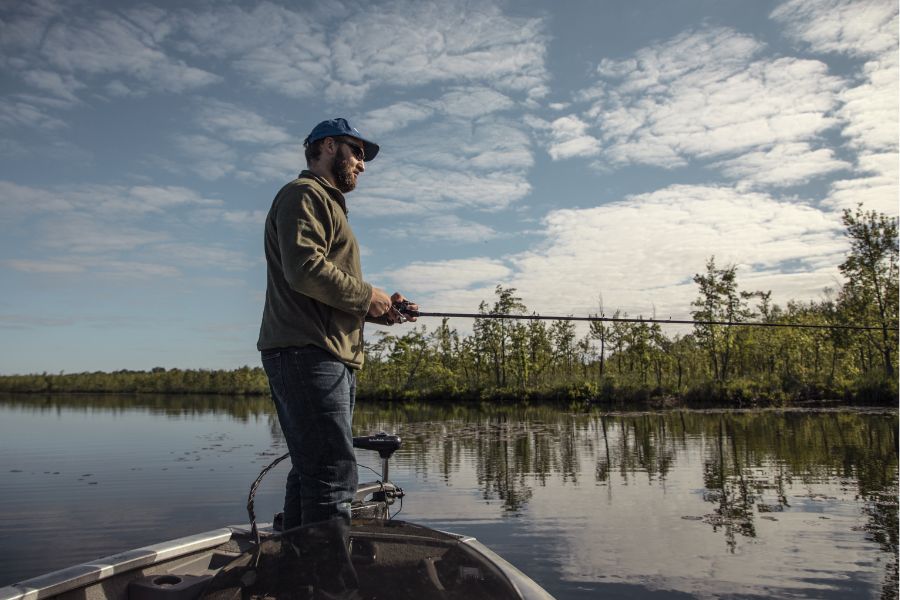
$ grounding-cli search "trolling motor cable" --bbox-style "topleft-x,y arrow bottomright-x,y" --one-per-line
247,451 -> 290,549
392,301 -> 896,332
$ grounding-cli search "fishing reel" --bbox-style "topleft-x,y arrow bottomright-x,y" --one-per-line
391,300 -> 420,321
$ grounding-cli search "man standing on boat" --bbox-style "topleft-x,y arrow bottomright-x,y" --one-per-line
257,118 -> 416,531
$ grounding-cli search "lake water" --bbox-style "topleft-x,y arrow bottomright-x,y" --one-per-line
0,394 -> 896,599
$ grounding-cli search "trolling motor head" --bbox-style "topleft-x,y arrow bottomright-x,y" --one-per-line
352,432 -> 401,459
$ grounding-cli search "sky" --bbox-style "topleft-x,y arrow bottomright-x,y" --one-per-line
0,0 -> 897,374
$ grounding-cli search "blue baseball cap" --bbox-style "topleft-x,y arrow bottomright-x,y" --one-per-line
303,118 -> 379,161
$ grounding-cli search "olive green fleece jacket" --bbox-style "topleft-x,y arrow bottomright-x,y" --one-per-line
257,171 -> 373,368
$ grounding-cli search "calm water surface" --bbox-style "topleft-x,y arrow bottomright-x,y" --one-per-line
0,395 -> 896,599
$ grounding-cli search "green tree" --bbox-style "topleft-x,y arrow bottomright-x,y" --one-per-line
692,257 -> 752,382
838,205 -> 899,378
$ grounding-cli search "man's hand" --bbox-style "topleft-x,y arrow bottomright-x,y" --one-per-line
391,292 -> 418,323
368,289 -> 418,325
368,287 -> 393,319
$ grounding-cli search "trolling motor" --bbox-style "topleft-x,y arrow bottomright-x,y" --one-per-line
351,432 -> 404,520
352,432 -> 401,482
259,433 -> 404,532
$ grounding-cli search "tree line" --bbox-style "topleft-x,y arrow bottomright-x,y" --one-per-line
359,205 -> 897,405
1,205 -> 896,406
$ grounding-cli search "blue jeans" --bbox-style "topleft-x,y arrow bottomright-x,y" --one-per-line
261,345 -> 358,529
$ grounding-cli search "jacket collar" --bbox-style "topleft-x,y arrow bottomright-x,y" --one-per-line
299,170 -> 348,214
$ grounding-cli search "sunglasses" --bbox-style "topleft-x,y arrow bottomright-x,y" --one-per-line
338,140 -> 365,161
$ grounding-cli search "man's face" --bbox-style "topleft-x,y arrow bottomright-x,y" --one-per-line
330,138 -> 366,193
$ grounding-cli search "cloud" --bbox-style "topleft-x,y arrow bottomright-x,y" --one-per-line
432,87 -> 516,119
574,28 -> 844,172
357,166 -> 532,216
380,258 -> 512,293
771,0 -> 899,58
0,183 -> 224,217
386,185 -> 848,320
0,98 -> 67,130
713,143 -> 852,188
771,0 -> 898,211
546,115 -> 601,161
3,259 -> 85,274
220,210 -> 268,227
0,180 -> 255,280
0,180 -> 74,220
837,53 -> 899,154
825,152 -> 899,215
174,134 -> 237,181
153,243 -> 257,271
0,181 -> 222,221
0,2 -> 220,97
179,0 -> 548,104
357,102 -> 435,137
21,69 -> 84,106
354,118 -> 533,215
379,215 -> 499,243
244,144 -> 305,182
195,100 -> 291,145
37,215 -> 170,254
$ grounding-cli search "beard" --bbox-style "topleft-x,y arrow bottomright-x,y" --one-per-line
331,155 -> 357,193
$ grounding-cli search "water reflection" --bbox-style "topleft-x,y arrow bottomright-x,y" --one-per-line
1,395 -> 896,599
352,404 -> 897,598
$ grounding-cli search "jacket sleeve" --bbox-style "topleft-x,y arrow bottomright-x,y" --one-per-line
275,186 -> 373,318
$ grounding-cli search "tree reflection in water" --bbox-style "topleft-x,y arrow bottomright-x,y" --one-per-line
353,404 -> 897,598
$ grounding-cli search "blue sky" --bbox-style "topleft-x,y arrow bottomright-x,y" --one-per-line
1,0 -> 897,374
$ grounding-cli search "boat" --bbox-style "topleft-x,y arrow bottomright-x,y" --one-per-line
0,433 -> 555,600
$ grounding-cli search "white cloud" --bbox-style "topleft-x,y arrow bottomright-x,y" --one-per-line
713,143 -> 852,188
174,134 -> 237,181
195,100 -> 292,145
380,258 -> 512,293
354,118 -> 533,215
357,166 -> 531,216
21,69 -> 83,105
0,2 -> 220,96
220,210 -> 268,227
153,243 -> 256,271
357,102 -> 435,137
3,259 -> 86,274
0,98 -> 67,130
771,0 -> 898,58
577,28 -> 844,172
380,215 -> 499,243
0,181 -> 222,221
838,53 -> 899,153
0,181 -> 254,279
179,0 -> 548,104
771,0 -> 898,209
37,215 -> 170,254
433,87 -> 516,119
90,260 -> 182,279
825,152 -> 900,215
0,180 -> 73,220
244,144 -> 305,182
547,115 -> 601,160
387,185 -> 848,320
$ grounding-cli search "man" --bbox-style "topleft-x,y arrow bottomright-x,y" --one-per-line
257,117 -> 416,531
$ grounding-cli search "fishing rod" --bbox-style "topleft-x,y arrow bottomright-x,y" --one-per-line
392,302 -> 894,332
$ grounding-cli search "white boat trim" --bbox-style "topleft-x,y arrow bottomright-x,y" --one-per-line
0,528 -> 235,600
